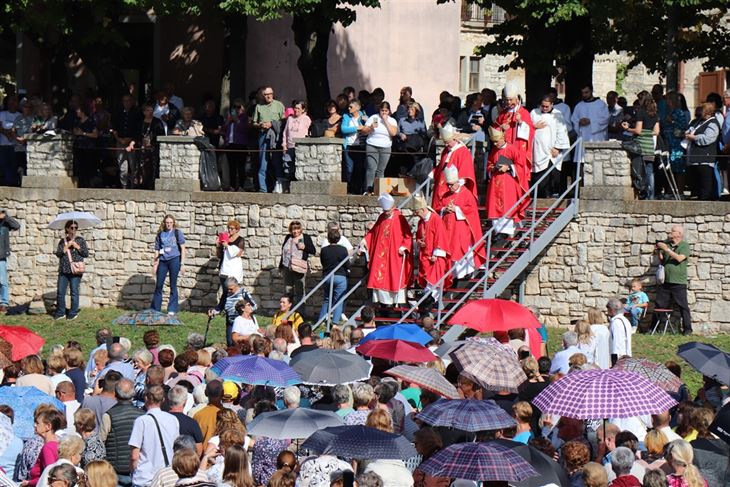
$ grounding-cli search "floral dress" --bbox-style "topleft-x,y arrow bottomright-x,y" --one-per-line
664,108 -> 689,174
251,436 -> 289,486
81,432 -> 106,467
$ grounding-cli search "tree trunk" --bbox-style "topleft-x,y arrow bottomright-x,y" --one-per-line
223,12 -> 248,108
522,21 -> 555,108
562,15 -> 594,107
292,7 -> 332,119
665,4 -> 679,91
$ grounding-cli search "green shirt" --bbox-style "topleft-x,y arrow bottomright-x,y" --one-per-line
400,387 -> 422,410
662,239 -> 689,285
253,100 -> 285,125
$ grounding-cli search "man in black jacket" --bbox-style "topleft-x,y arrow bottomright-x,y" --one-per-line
0,208 -> 20,314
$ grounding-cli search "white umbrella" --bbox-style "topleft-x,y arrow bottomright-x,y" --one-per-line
48,211 -> 102,230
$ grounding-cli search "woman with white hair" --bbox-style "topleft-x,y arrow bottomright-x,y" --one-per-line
665,439 -> 708,487
343,383 -> 374,425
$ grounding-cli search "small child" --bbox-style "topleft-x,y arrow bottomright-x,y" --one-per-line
624,279 -> 649,330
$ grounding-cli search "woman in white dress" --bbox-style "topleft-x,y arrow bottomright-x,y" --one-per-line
587,307 -> 612,369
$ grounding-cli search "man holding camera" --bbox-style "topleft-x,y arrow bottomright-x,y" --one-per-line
653,225 -> 692,335
0,208 -> 20,314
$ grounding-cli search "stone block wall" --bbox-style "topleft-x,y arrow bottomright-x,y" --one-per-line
157,136 -> 201,180
294,138 -> 344,182
25,135 -> 76,188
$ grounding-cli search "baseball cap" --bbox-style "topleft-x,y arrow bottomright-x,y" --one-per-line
222,380 -> 239,400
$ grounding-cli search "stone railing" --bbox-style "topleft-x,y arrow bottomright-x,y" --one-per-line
293,137 -> 346,195
582,140 -> 634,200
156,136 -> 201,191
24,134 -> 76,188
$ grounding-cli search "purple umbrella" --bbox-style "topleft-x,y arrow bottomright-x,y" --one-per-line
533,369 -> 677,419
416,399 -> 516,431
418,441 -> 538,482
210,355 -> 301,387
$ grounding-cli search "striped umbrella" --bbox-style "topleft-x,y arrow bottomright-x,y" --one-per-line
210,355 -> 301,387
449,341 -> 526,393
613,357 -> 684,393
417,399 -> 516,431
385,365 -> 459,399
418,441 -> 538,483
533,369 -> 677,419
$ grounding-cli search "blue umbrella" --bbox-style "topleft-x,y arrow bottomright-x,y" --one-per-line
358,324 -> 433,346
417,399 -> 516,432
0,386 -> 65,440
210,355 -> 301,387
301,425 -> 417,459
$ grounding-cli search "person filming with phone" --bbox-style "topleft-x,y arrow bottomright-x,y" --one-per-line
652,224 -> 692,335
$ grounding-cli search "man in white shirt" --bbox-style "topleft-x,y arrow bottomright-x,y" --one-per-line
320,221 -> 354,253
572,85 -> 609,162
56,382 -> 80,435
129,386 -> 180,487
608,298 -> 632,366
549,331 -> 584,375
530,95 -> 570,197
652,411 -> 682,442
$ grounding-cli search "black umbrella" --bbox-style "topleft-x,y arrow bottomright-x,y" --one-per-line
677,342 -> 730,386
711,402 -> 730,445
289,348 -> 372,385
301,425 -> 417,459
490,439 -> 570,487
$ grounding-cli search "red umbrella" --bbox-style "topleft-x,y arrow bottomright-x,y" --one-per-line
448,299 -> 541,333
0,325 -> 45,361
356,339 -> 436,363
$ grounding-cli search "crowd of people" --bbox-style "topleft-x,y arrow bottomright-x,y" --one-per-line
0,303 -> 725,487
1,82 -> 727,199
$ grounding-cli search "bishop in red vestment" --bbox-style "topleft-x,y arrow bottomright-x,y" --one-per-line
432,123 -> 477,209
493,82 -> 534,190
360,193 -> 413,305
486,127 -> 525,236
413,195 -> 451,296
434,167 -> 485,279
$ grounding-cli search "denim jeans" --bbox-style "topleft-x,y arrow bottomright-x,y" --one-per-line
56,273 -> 81,318
343,145 -> 365,194
151,256 -> 181,313
258,132 -> 270,192
624,306 -> 644,328
644,159 -> 655,200
318,274 -> 347,323
0,259 -> 8,306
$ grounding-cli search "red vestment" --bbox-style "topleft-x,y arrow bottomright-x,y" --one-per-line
416,211 -> 452,289
363,209 -> 413,293
432,142 -> 477,209
494,106 -> 534,186
435,187 -> 485,268
486,142 -> 524,222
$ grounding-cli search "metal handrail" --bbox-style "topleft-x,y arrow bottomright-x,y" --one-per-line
396,136 -> 583,325
309,136 -> 477,329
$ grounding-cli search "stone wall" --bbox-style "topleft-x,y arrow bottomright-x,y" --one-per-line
156,136 -> 201,191
0,188 -> 408,315
24,134 -> 76,189
294,138 -> 343,182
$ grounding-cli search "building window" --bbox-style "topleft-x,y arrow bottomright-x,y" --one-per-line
469,57 -> 480,91
460,56 -> 481,92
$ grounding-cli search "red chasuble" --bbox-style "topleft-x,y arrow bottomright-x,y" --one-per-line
364,209 -> 413,293
416,211 -> 452,289
434,187 -> 485,268
432,142 -> 477,209
486,142 -> 525,222
494,106 -> 534,187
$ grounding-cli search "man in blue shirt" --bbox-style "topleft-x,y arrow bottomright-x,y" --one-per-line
208,276 -> 257,346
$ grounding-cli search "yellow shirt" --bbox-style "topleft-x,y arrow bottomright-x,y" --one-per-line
272,310 -> 304,331
194,404 -> 221,445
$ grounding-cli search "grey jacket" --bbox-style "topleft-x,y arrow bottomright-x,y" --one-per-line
0,213 -> 20,259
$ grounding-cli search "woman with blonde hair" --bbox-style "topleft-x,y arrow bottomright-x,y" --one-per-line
665,439 -> 708,487
641,429 -> 669,466
574,320 -> 597,364
37,435 -> 85,487
582,462 -> 608,487
587,307 -> 611,369
16,355 -> 54,395
83,460 -> 117,487
366,408 -> 393,433
151,214 -> 186,315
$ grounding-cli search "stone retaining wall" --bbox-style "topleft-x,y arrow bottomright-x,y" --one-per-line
294,138 -> 343,182
156,136 -> 201,191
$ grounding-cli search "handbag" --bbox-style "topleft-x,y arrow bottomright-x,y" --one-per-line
621,138 -> 642,156
288,238 -> 308,274
66,246 -> 85,275
656,264 -> 665,284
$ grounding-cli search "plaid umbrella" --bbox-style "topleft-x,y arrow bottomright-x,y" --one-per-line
0,325 -> 45,361
532,369 -> 677,419
356,339 -> 436,363
358,324 -> 433,346
677,342 -> 730,386
385,365 -> 459,399
449,341 -> 526,393
112,309 -> 183,326
210,355 -> 301,387
301,425 -> 417,459
247,408 -> 343,439
614,357 -> 684,393
289,349 -> 372,385
416,399 -> 516,431
418,441 -> 538,482
490,439 -> 570,487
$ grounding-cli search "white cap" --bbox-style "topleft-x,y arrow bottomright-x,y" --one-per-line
378,193 -> 395,210
502,81 -> 520,99
439,122 -> 456,142
444,166 -> 459,184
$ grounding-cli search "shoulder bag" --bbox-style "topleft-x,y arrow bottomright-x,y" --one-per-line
288,238 -> 308,275
66,245 -> 86,275
147,413 -> 170,467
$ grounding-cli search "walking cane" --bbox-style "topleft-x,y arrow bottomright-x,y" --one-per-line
203,315 -> 213,347
397,253 -> 407,307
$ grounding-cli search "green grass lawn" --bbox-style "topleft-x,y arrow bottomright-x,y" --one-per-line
0,308 -> 724,398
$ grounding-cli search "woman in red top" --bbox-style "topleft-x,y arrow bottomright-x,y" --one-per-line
22,409 -> 65,486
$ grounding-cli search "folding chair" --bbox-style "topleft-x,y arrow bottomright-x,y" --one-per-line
652,308 -> 676,335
